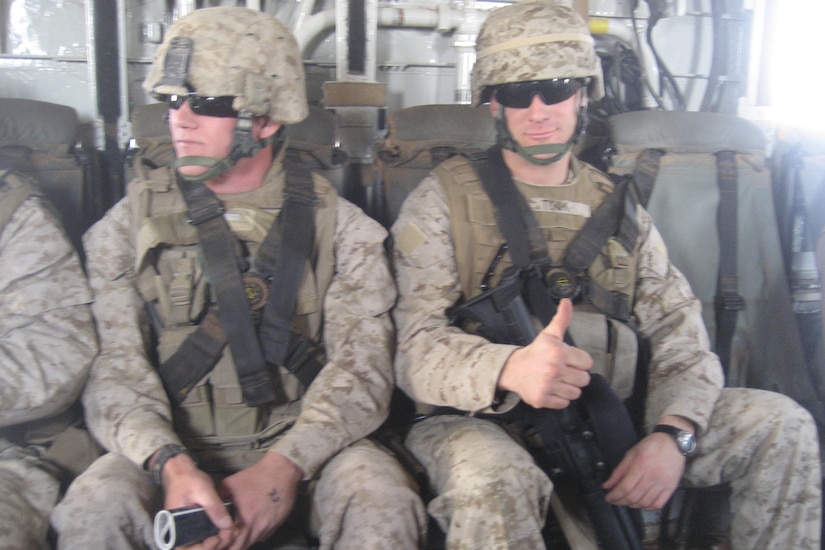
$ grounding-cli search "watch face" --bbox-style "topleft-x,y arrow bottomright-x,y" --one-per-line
677,431 -> 697,456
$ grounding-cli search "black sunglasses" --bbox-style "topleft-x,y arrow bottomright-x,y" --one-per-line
494,79 -> 583,109
165,93 -> 239,118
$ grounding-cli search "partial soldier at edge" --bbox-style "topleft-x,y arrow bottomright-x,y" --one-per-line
0,169 -> 98,549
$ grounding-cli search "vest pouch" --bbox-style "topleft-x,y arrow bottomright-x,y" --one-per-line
568,311 -> 638,399
153,248 -> 209,326
210,353 -> 271,438
588,237 -> 636,299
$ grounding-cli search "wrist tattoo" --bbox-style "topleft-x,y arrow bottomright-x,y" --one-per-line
268,488 -> 280,503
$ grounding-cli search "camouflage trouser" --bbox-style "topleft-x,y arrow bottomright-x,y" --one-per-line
51,438 -> 427,549
0,442 -> 61,550
406,387 -> 822,550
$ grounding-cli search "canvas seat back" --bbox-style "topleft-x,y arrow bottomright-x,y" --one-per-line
606,111 -> 821,412
374,104 -> 496,227
0,98 -> 103,253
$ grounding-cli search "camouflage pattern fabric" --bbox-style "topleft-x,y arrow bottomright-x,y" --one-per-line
51,162 -> 426,548
471,2 -> 604,105
391,162 -> 822,548
144,7 -> 308,124
52,439 -> 426,549
0,194 -> 96,548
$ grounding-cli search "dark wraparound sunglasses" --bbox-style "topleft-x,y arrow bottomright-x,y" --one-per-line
165,93 -> 239,118
494,79 -> 583,109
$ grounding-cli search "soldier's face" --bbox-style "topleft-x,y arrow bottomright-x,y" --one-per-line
168,99 -> 239,178
491,89 -> 584,149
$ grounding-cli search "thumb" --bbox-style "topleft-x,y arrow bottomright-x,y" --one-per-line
540,298 -> 573,342
204,499 -> 234,531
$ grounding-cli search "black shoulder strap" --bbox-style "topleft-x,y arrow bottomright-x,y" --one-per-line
630,148 -> 665,208
175,174 -> 277,407
258,154 -> 322,387
471,146 -> 557,327
470,147 -> 636,322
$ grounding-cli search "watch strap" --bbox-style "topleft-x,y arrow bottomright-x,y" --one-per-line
652,424 -> 696,457
152,444 -> 193,488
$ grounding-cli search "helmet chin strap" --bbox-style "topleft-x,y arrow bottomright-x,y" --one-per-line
495,104 -> 588,166
174,111 -> 285,184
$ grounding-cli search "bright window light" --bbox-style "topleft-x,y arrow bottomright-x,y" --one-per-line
770,0 -> 825,130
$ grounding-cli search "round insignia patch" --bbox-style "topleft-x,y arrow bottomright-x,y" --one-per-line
242,273 -> 269,311
547,269 -> 580,300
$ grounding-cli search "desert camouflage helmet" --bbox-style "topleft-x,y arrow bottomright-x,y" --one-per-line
144,7 -> 308,125
471,1 -> 604,105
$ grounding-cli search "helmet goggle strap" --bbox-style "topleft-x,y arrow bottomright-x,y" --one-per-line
174,111 -> 285,184
494,91 -> 589,166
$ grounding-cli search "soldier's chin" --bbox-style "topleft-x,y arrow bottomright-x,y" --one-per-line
176,164 -> 210,178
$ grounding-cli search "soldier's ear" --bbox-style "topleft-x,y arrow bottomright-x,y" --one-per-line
489,96 -> 500,119
258,117 -> 282,140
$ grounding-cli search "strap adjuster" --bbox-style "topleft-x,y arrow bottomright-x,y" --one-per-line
715,293 -> 746,312
185,202 -> 224,226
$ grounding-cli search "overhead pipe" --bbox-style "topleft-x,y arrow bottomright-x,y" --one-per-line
296,5 -> 468,51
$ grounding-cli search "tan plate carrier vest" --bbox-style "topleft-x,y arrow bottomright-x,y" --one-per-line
434,155 -> 642,400
127,163 -> 338,472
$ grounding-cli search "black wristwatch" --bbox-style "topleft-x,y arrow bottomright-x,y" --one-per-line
653,424 -> 697,457
152,444 -> 193,488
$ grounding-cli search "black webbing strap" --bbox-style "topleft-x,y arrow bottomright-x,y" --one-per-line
158,310 -> 226,405
258,156 -> 321,387
472,146 -> 557,327
176,175 -> 276,407
475,146 -> 552,271
471,147 -> 635,321
714,150 -> 745,375
564,174 -> 638,275
631,147 -> 744,374
159,162 -> 322,404
630,148 -> 665,208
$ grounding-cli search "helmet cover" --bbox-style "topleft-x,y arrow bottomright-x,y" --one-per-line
144,7 -> 308,124
471,1 -> 604,105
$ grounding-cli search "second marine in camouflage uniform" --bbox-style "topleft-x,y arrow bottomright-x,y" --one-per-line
391,3 -> 822,549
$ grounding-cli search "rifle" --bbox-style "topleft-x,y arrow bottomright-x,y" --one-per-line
449,267 -> 644,550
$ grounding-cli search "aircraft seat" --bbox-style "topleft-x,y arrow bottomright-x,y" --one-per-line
0,97 -> 102,253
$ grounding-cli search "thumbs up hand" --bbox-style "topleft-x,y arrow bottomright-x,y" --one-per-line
497,299 -> 593,409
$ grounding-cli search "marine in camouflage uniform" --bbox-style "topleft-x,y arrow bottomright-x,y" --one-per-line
0,171 -> 97,549
390,3 -> 822,549
51,8 -> 425,550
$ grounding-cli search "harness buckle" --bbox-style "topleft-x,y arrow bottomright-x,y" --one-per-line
715,293 -> 746,312
185,202 -> 224,226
